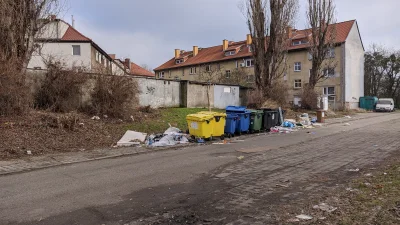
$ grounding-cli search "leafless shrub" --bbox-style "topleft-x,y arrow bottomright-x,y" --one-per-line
87,75 -> 139,118
301,87 -> 319,109
265,80 -> 289,107
41,112 -> 79,131
0,62 -> 30,115
34,61 -> 88,112
247,89 -> 264,108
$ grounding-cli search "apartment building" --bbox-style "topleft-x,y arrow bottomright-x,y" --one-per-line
154,20 -> 364,109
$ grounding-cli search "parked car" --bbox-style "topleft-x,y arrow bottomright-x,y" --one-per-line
375,98 -> 395,112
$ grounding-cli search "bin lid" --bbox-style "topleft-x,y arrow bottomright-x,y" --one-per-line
248,109 -> 264,115
198,111 -> 227,118
226,106 -> 249,113
226,113 -> 239,119
186,114 -> 214,122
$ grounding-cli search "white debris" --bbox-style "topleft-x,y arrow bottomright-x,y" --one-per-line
348,168 -> 360,172
313,203 -> 337,213
344,115 -> 352,119
91,116 -> 100,120
343,123 -> 351,126
117,130 -> 147,147
295,214 -> 313,220
26,150 -> 32,155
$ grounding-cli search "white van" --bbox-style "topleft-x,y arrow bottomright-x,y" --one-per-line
375,98 -> 395,112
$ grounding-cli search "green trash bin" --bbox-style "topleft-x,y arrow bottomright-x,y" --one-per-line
249,109 -> 264,133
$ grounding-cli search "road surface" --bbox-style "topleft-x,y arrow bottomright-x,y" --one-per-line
1,113 -> 399,224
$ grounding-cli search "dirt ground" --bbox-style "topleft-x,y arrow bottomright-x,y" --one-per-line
0,110 -> 132,160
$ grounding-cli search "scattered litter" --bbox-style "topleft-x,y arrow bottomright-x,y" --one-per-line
313,203 -> 337,213
295,214 -> 313,220
130,115 -> 135,122
285,119 -> 297,123
78,122 -> 84,126
287,218 -> 300,222
344,115 -> 352,119
283,121 -> 296,128
103,115 -> 108,119
231,140 -> 245,143
117,130 -> 147,147
348,168 -> 360,172
373,144 -> 378,147
313,123 -> 323,127
343,123 -> 351,126
91,116 -> 100,120
364,182 -> 371,186
196,138 -> 205,143
365,173 -> 372,177
298,113 -> 311,126
237,156 -> 245,160
311,117 -> 317,123
26,150 -> 32,155
384,172 -> 387,175
276,184 -> 289,188
215,173 -> 231,178
346,187 -> 357,192
319,217 -> 326,220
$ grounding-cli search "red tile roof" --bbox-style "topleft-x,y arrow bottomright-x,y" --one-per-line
61,26 -> 91,41
130,62 -> 155,77
155,20 -> 356,71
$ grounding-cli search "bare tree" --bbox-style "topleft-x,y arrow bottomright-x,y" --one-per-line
306,0 -> 337,89
0,0 -> 62,70
365,44 -> 389,96
217,67 -> 251,86
244,0 -> 298,94
140,64 -> 153,73
198,64 -> 225,111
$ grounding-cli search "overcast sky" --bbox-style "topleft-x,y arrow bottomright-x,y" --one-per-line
63,0 -> 399,70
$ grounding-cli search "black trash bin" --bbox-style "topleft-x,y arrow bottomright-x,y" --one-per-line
260,109 -> 279,131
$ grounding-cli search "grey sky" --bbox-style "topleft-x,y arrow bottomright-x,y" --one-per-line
64,0 -> 400,69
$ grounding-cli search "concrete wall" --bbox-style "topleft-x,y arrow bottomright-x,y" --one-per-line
186,82 -> 214,108
344,22 -> 365,109
214,85 -> 240,109
136,78 -> 180,108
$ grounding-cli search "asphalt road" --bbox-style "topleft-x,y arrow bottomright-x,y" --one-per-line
0,112 -> 399,225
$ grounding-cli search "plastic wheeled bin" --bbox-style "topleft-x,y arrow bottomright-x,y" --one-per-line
226,106 -> 251,135
198,111 -> 227,140
224,113 -> 239,137
249,109 -> 264,133
260,109 -> 279,131
186,113 -> 214,140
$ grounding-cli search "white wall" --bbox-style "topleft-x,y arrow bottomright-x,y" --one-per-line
38,20 -> 69,39
344,22 -> 365,109
28,42 -> 92,70
136,78 -> 181,108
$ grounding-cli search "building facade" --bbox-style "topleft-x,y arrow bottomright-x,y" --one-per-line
154,20 -> 364,109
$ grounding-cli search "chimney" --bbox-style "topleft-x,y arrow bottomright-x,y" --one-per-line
193,46 -> 199,57
286,26 -> 292,39
175,49 -> 181,59
222,39 -> 229,51
71,15 -> 75,28
49,15 -> 57,21
124,58 -> 131,70
109,54 -> 116,60
246,34 -> 252,45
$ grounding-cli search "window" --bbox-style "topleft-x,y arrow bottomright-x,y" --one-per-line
176,59 -> 183,64
226,70 -> 231,78
158,71 -> 164,78
225,51 -> 236,56
294,62 -> 301,71
205,65 -> 211,72
326,48 -> 335,58
190,67 -> 197,74
95,51 -> 99,62
323,86 -> 335,95
323,68 -> 335,77
182,68 -> 185,76
72,45 -> 81,56
283,73 -> 288,81
246,59 -> 254,67
294,79 -> 302,88
292,40 -> 308,46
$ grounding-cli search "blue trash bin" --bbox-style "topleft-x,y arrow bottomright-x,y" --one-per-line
225,113 -> 238,137
226,106 -> 251,135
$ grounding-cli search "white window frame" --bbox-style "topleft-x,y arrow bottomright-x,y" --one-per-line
190,67 -> 197,74
246,59 -> 254,67
323,68 -> 335,77
323,86 -> 335,95
226,70 -> 231,78
294,79 -> 302,89
205,65 -> 211,72
225,51 -> 236,56
294,62 -> 301,71
72,45 -> 81,56
158,71 -> 165,78
308,52 -> 313,61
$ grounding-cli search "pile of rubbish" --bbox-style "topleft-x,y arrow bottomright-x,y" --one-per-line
116,126 -> 190,148
270,113 -> 323,134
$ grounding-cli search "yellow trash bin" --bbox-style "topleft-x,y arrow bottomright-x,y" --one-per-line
198,111 -> 227,139
186,113 -> 214,140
